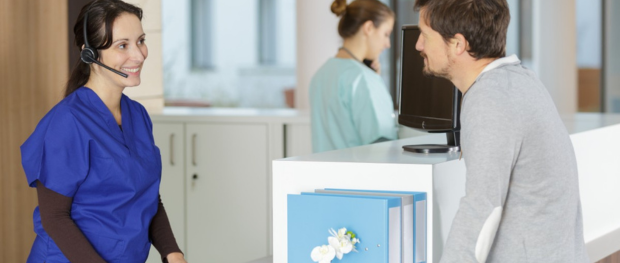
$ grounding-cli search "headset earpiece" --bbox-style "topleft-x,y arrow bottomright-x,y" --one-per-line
80,46 -> 98,64
82,7 -> 99,65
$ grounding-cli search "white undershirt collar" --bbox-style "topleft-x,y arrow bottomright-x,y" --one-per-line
480,54 -> 520,75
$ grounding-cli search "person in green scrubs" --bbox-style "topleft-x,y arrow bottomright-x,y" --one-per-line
310,0 -> 397,153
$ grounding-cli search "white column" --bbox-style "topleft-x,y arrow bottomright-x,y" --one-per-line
295,0 -> 342,110
532,0 -> 577,115
122,0 -> 164,114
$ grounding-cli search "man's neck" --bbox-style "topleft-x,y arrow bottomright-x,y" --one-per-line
452,57 -> 498,94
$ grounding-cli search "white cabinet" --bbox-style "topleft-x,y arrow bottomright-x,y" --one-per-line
146,123 -> 186,263
147,109 -> 310,263
285,123 -> 312,157
185,123 -> 269,263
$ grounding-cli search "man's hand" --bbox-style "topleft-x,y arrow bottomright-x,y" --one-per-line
166,252 -> 187,263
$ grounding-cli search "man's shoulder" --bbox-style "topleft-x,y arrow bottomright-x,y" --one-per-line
479,63 -> 540,87
471,63 -> 544,102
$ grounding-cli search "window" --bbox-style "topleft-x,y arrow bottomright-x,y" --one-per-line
191,0 -> 214,69
603,0 -> 620,112
259,0 -> 276,65
576,0 -> 602,112
163,0 -> 296,108
519,0 -> 532,65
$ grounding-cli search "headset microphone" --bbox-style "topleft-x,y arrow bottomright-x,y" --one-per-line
80,9 -> 128,78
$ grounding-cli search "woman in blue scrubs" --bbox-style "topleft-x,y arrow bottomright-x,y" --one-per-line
309,0 -> 397,153
20,1 -> 186,262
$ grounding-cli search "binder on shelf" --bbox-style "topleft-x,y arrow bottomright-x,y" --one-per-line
301,192 -> 403,263
320,189 -> 427,263
288,193 -> 402,263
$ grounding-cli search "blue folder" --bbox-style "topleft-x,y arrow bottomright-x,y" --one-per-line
322,189 -> 427,263
288,193 -> 402,263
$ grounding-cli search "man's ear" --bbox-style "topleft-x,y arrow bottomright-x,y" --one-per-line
452,33 -> 469,56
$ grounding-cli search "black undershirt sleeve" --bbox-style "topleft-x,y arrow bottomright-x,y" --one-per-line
150,195 -> 183,262
36,180 -> 107,263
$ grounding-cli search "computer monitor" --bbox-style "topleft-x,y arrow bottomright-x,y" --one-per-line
398,25 -> 462,153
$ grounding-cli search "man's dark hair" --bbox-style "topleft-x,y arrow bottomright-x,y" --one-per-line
414,0 -> 510,59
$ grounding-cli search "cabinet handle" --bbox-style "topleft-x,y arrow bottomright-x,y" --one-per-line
170,133 -> 175,165
191,173 -> 198,187
192,133 -> 197,166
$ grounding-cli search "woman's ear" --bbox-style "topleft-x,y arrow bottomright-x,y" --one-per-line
362,20 -> 375,36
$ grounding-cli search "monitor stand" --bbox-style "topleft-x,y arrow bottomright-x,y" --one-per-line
402,131 -> 460,153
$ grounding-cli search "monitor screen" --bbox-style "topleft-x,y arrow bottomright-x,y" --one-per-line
398,25 -> 461,132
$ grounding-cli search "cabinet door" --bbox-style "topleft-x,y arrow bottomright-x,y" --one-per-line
285,123 -> 312,157
146,122 -> 186,263
186,123 -> 269,263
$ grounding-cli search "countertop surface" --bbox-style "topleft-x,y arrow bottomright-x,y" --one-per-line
279,113 -> 620,165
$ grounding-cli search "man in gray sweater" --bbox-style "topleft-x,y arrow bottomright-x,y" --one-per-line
413,0 -> 589,262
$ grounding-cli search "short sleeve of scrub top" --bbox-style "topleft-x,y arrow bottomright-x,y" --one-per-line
21,106 -> 89,197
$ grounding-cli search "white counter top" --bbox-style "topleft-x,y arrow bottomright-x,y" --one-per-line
284,133 -> 459,165
283,113 -> 620,163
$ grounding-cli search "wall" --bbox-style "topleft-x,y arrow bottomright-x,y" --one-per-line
531,0 -> 577,115
122,0 -> 165,113
0,0 -> 68,261
295,0 -> 341,110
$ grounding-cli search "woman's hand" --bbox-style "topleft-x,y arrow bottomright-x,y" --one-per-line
166,252 -> 187,263
371,59 -> 382,75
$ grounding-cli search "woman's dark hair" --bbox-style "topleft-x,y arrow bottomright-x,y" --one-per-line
414,0 -> 510,59
65,0 -> 142,97
331,0 -> 394,39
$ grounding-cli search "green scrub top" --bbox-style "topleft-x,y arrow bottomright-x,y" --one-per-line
309,58 -> 397,153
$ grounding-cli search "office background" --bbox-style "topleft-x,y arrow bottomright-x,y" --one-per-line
1,0 -> 619,262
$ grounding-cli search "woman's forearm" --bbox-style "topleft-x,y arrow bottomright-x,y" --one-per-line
150,195 -> 183,262
36,180 -> 106,263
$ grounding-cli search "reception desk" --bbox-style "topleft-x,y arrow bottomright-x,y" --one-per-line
272,113 -> 620,263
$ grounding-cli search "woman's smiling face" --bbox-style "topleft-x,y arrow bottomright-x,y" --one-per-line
97,12 -> 148,88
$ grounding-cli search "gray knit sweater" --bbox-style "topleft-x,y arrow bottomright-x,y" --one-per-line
439,55 -> 589,263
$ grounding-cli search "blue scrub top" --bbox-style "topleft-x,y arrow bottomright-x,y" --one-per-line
21,87 -> 162,263
309,58 -> 397,153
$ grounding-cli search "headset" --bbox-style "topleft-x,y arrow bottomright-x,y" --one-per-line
80,2 -> 129,78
